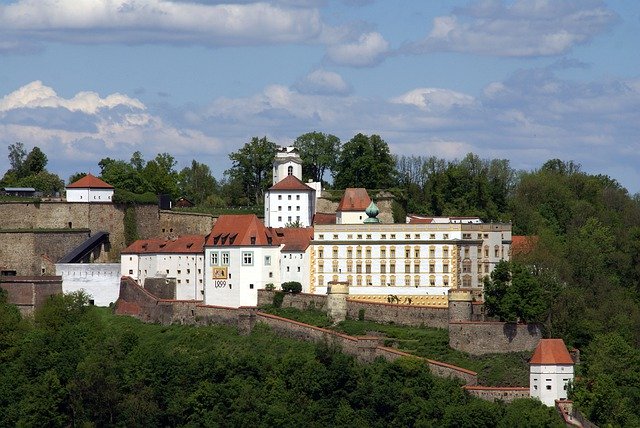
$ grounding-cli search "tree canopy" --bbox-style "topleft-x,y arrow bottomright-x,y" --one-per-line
226,136 -> 277,205
333,133 -> 395,189
293,131 -> 341,183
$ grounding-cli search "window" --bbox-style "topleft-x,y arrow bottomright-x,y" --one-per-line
443,234 -> 448,239
381,275 -> 387,286
429,247 -> 435,258
405,275 -> 411,286
356,262 -> 362,274
463,233 -> 472,239
288,195 -> 292,200
222,252 -> 229,266
366,234 -> 372,240
128,269 -> 133,274
495,245 -> 500,257
443,276 -> 449,286
380,262 -> 386,274
288,216 -> 292,222
365,263 -> 371,274
462,260 -> 471,273
332,260 -> 339,272
177,270 -> 181,274
405,234 -> 410,239
430,234 -> 436,239
357,234 -> 362,239
390,234 -> 396,239
484,246 -> 489,257
390,247 -> 396,258
288,166 -> 293,175
356,276 -> 362,286
414,247 -> 420,258
546,385 -> 552,390
296,195 -> 300,200
381,234 -> 386,239
347,247 -> 353,258
278,195 -> 282,200
356,247 -> 362,258
333,234 -> 339,239
380,247 -> 386,258
265,256 -> 271,266
414,275 -> 420,286
318,261 -> 324,272
211,252 -> 219,265
414,261 -> 420,273
443,263 -> 449,273
389,262 -> 396,274
242,252 -> 253,266
414,234 -> 420,239
333,246 -> 338,258
443,247 -> 449,258
278,206 -> 282,211
429,263 -> 435,273
249,283 -> 254,289
288,206 -> 291,211
405,263 -> 411,273
318,275 -> 324,286
405,247 -> 411,258
430,276 -> 436,286
389,276 -> 396,286
319,234 -> 324,239
296,216 -> 300,221
278,216 -> 282,222
365,247 -> 371,258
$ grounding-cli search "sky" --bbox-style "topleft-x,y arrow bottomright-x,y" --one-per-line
0,0 -> 639,193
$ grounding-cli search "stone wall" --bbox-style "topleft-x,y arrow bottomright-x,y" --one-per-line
257,290 -> 328,310
159,210 -> 214,237
449,321 -> 542,355
346,299 -> 449,329
144,277 -> 177,300
0,276 -> 62,315
462,386 -> 530,403
0,230 -> 90,276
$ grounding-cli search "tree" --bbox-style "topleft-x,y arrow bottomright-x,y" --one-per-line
227,137 -> 277,205
142,153 -> 178,197
7,142 -> 26,176
177,160 -> 218,205
293,132 -> 340,183
23,147 -> 48,176
333,133 -> 395,189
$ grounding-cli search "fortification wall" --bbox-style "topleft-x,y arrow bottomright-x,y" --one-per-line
0,230 -> 90,276
462,386 -> 530,403
257,290 -> 327,310
0,276 -> 62,315
159,210 -> 214,237
56,263 -> 121,306
449,321 -> 542,355
347,299 -> 449,329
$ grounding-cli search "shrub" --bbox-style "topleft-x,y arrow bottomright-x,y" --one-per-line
265,283 -> 275,291
281,281 -> 302,294
358,308 -> 366,321
272,292 -> 285,308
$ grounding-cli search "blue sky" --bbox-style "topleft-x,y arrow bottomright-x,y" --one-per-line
0,0 -> 639,193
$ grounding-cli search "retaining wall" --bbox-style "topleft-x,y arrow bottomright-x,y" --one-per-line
346,299 -> 449,329
462,386 -> 530,403
0,276 -> 63,315
257,290 -> 327,310
449,321 -> 542,355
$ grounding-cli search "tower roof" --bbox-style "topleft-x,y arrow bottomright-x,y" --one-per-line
337,188 -> 371,212
66,173 -> 113,189
530,339 -> 574,365
269,175 -> 314,191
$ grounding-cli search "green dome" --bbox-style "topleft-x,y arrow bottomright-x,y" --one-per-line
364,201 -> 381,223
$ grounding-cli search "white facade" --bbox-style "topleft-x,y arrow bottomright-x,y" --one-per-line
57,263 -> 120,306
530,364 -> 574,406
265,190 -> 315,227
121,252 -> 205,300
336,210 -> 367,225
66,187 -> 113,203
204,246 -> 281,308
280,250 -> 311,292
272,146 -> 303,185
311,222 -> 511,294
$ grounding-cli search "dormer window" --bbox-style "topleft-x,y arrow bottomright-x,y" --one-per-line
250,236 -> 256,245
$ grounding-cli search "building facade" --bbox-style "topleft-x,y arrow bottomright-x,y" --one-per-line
66,174 -> 114,203
530,339 -> 575,406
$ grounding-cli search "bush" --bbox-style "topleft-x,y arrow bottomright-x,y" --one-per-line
358,308 -> 366,321
272,292 -> 284,308
281,282 -> 302,294
265,283 -> 275,291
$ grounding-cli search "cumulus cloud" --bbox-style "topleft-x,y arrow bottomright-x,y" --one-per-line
0,0 -> 325,47
325,31 -> 390,67
406,0 -> 618,57
294,69 -> 351,95
390,88 -> 475,112
0,81 -> 223,176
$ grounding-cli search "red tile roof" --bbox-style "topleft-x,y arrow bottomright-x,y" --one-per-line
530,339 -> 574,365
66,173 -> 114,189
272,227 -> 313,251
313,212 -> 336,225
269,175 -> 314,191
337,188 -> 371,212
206,214 -> 276,247
407,214 -> 433,224
122,235 -> 205,254
512,235 -> 539,256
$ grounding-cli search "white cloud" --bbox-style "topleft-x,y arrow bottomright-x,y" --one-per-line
0,81 -> 145,114
295,69 -> 351,95
0,0 -> 324,46
390,88 -> 475,112
407,0 -> 618,57
325,31 -> 389,67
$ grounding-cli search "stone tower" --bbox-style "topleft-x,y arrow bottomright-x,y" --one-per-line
448,289 -> 473,322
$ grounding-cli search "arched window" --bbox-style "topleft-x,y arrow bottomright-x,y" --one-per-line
287,165 -> 293,175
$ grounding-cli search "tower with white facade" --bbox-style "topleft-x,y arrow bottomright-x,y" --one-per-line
530,339 -> 575,406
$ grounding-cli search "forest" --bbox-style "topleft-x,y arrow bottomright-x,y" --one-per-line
2,133 -> 640,426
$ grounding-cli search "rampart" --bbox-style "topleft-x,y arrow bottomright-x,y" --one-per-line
346,299 -> 449,329
462,386 -> 530,403
449,321 -> 542,355
257,290 -> 327,310
159,210 -> 214,237
0,276 -> 62,315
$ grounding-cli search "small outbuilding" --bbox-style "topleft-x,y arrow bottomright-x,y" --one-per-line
529,339 -> 575,406
66,174 -> 114,203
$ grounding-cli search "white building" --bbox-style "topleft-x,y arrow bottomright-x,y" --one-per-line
273,227 -> 313,292
56,263 -> 120,306
66,174 -> 114,203
204,215 -> 282,308
530,339 -> 575,406
336,188 -> 371,224
264,146 -> 320,228
121,235 -> 205,300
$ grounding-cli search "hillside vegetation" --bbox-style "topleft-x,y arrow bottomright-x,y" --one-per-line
0,291 -> 562,427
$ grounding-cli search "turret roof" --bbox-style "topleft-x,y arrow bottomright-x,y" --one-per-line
66,173 -> 114,189
269,175 -> 314,191
530,339 -> 574,365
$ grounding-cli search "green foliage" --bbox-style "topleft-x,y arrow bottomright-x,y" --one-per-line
333,133 -> 395,189
177,159 -> 219,205
113,188 -> 158,204
227,136 -> 277,205
281,281 -> 302,293
293,131 -> 341,183
484,261 -> 551,323
260,306 -> 333,328
265,283 -> 275,291
358,308 -> 365,321
123,206 -> 138,246
272,291 -> 284,308
1,144 -> 64,195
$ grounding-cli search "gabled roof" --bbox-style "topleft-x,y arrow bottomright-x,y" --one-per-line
530,339 -> 574,365
269,175 -> 314,191
272,227 -> 313,252
337,188 -> 371,212
122,235 -> 205,254
206,214 -> 276,247
66,173 -> 114,189
313,212 -> 336,225
406,214 -> 433,224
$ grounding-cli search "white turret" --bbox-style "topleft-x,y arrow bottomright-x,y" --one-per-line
272,146 -> 303,185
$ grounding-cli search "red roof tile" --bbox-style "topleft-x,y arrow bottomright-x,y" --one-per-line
269,175 -> 314,191
313,212 -> 336,225
337,188 -> 371,212
272,227 -> 313,251
530,339 -> 574,365
66,173 -> 114,189
206,215 -> 276,247
407,214 -> 433,224
122,235 -> 205,254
